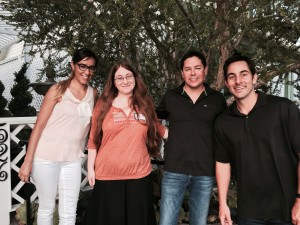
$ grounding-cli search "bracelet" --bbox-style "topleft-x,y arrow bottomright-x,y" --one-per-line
296,193 -> 300,198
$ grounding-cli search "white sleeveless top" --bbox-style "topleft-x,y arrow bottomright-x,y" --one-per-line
35,85 -> 94,161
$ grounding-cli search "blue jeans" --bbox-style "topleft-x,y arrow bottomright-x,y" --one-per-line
159,171 -> 214,225
238,217 -> 293,225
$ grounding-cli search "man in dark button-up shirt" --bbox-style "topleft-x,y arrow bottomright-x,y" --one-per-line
157,50 -> 227,225
215,53 -> 300,225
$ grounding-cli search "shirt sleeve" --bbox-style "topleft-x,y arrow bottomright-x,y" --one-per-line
214,117 -> 231,163
156,94 -> 168,119
287,101 -> 300,154
87,100 -> 101,150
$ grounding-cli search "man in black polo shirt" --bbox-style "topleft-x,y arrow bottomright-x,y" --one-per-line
156,50 -> 227,225
215,53 -> 300,225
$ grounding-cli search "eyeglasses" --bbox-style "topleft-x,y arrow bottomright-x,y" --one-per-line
114,74 -> 135,83
77,63 -> 96,73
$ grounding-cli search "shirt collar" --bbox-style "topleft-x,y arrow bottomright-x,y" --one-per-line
230,91 -> 268,116
175,82 -> 215,96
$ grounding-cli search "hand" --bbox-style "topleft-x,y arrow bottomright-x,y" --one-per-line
219,204 -> 232,225
88,169 -> 95,187
18,160 -> 32,183
292,198 -> 300,225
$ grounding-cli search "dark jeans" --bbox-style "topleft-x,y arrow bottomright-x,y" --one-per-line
238,217 -> 293,225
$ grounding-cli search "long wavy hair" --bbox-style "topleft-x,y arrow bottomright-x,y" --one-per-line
54,48 -> 98,99
93,60 -> 161,156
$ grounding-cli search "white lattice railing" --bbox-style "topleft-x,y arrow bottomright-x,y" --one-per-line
0,117 -> 90,225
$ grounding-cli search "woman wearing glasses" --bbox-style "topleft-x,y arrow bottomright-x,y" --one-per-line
85,60 -> 168,225
18,48 -> 98,225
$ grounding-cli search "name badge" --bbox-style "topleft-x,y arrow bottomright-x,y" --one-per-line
134,113 -> 146,121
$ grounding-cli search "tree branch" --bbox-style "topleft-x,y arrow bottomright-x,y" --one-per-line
173,0 -> 202,47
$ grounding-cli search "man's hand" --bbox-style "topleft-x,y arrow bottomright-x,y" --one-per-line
219,203 -> 232,225
292,198 -> 300,225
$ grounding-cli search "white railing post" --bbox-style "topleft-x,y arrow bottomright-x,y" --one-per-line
0,123 -> 12,225
0,117 -> 91,224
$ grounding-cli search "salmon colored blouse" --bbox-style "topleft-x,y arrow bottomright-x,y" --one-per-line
87,105 -> 165,180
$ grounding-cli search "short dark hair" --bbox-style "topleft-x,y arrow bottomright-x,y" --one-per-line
179,50 -> 207,70
223,53 -> 256,80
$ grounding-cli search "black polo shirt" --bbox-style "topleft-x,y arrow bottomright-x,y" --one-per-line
156,83 -> 227,176
215,91 -> 300,221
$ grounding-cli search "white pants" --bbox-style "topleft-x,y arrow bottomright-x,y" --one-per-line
32,159 -> 82,225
